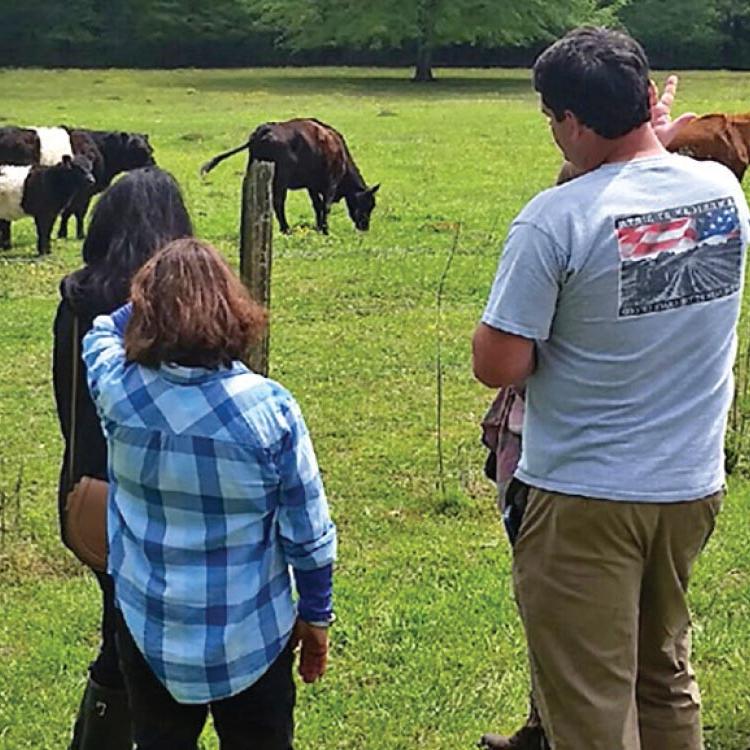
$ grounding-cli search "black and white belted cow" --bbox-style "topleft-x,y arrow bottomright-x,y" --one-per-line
0,125 -> 155,247
0,155 -> 95,255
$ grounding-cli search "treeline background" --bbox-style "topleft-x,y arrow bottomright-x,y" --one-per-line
1,0 -> 749,70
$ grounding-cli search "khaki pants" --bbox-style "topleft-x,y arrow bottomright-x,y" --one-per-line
513,487 -> 723,750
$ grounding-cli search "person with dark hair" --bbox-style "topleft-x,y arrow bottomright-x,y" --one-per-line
473,26 -> 750,750
52,166 -> 193,750
479,71 -> 698,750
534,26 -> 653,140
80,238 -> 336,750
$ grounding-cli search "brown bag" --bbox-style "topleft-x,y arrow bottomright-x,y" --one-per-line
65,476 -> 108,572
63,315 -> 109,572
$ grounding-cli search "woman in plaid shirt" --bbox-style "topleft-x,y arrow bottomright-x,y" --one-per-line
83,238 -> 337,750
53,166 -> 194,750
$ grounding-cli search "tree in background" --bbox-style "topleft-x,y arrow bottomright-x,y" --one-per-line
715,0 -> 750,69
0,0 -> 100,66
2,0 -> 750,70
0,0 -> 259,68
130,0 -> 258,56
619,0 -> 721,68
620,0 -> 750,69
250,0 -> 622,81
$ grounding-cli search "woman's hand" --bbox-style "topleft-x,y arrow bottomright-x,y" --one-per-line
293,618 -> 329,683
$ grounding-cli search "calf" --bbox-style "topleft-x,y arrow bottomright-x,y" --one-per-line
0,126 -> 154,246
667,113 -> 750,181
0,155 -> 94,255
556,113 -> 750,185
200,118 -> 380,234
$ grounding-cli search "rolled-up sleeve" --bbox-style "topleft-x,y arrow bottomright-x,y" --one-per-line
81,303 -> 131,411
274,398 -> 337,572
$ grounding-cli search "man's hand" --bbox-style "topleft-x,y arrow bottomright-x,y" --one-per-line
292,619 -> 329,683
650,74 -> 697,147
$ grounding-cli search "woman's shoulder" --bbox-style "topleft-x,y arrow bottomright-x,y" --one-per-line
221,369 -> 305,441
224,368 -> 296,410
58,266 -> 118,319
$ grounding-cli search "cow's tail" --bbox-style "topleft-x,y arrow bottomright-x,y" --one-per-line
199,141 -> 251,176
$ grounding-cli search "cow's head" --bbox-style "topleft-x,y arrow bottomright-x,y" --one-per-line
60,154 -> 96,188
347,183 -> 380,231
104,131 -> 156,170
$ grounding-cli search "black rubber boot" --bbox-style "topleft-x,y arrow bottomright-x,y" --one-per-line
68,677 -> 133,750
478,699 -> 549,750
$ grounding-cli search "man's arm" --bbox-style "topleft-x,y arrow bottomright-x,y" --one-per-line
472,323 -> 535,388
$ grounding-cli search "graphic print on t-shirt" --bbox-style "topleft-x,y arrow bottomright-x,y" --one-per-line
616,197 -> 742,317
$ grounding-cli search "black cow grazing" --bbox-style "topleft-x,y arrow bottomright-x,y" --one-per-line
200,118 -> 380,234
0,155 -> 94,255
0,126 -> 155,246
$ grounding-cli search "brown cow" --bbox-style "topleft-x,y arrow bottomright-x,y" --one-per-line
556,112 -> 750,185
667,113 -> 750,181
200,118 -> 379,234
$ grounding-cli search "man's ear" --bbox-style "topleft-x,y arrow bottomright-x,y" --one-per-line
565,111 -> 587,140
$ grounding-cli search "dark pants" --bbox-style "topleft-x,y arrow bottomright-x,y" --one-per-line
115,612 -> 296,750
90,570 -> 126,688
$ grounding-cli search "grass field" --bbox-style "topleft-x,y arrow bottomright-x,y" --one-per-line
1,67 -> 750,750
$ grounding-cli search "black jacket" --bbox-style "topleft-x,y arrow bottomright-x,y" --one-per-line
52,271 -> 115,543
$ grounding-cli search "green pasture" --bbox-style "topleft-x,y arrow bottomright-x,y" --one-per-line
1,67 -> 749,749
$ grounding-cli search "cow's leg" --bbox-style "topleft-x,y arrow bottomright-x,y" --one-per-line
0,220 -> 11,250
308,189 -> 328,233
74,189 -> 94,239
35,213 -> 55,255
57,205 -> 71,239
272,182 -> 291,235
59,189 -> 93,239
321,184 -> 339,234
75,208 -> 86,239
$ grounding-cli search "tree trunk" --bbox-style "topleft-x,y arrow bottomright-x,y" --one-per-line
412,0 -> 436,82
413,41 -> 434,82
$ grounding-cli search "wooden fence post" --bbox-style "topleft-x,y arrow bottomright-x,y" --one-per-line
239,160 -> 275,377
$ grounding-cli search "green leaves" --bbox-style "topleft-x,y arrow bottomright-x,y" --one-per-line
248,0 -> 614,78
620,0 -> 750,67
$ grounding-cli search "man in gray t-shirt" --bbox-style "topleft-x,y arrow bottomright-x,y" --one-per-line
473,27 -> 750,750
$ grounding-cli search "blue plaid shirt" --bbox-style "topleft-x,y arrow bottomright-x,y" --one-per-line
82,305 -> 336,703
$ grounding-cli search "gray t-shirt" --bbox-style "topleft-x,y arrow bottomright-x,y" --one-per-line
483,153 -> 750,502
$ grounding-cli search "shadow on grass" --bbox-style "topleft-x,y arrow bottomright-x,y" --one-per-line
178,71 -> 534,99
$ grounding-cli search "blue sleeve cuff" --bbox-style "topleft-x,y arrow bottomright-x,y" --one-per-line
293,563 -> 333,622
110,302 -> 133,336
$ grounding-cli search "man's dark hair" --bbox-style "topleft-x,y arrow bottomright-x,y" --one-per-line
533,26 -> 651,139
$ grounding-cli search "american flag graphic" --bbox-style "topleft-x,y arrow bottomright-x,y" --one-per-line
617,198 -> 743,318
617,204 -> 740,260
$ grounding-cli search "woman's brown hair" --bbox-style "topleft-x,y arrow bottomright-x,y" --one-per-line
125,238 -> 267,369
